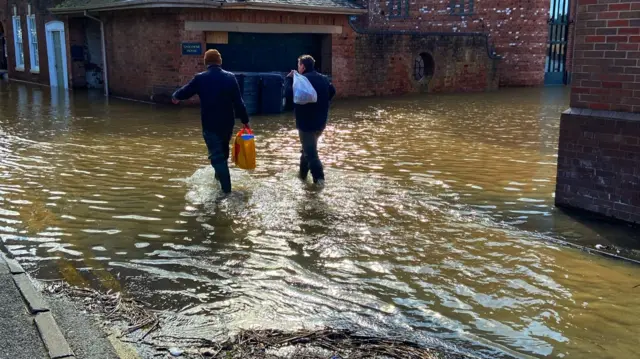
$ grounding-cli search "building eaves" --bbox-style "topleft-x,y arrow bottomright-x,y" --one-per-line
50,0 -> 366,15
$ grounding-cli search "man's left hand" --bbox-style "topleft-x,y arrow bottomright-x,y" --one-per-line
171,98 -> 180,105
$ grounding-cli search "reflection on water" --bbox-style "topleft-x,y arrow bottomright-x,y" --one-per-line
1,82 -> 639,358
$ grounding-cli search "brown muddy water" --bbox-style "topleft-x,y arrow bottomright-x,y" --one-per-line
1,82 -> 639,358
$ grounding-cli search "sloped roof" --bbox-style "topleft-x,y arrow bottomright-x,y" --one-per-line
225,0 -> 362,10
51,0 -> 365,14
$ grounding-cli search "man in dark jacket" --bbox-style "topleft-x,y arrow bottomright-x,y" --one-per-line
172,49 -> 250,194
287,55 -> 336,185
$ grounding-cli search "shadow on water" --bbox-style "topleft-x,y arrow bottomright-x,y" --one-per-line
555,207 -> 640,251
1,82 -> 640,358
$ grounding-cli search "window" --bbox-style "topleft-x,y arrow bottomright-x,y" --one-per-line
388,0 -> 409,18
413,52 -> 435,83
13,16 -> 25,70
450,0 -> 474,15
26,15 -> 39,72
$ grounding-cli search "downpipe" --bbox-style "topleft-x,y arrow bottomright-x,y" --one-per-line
84,11 -> 109,97
346,15 -> 502,60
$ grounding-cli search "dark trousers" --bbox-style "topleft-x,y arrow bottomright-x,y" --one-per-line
299,130 -> 325,183
203,131 -> 233,193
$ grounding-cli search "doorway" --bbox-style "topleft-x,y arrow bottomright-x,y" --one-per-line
0,21 -> 7,71
45,21 -> 69,89
206,33 -> 324,73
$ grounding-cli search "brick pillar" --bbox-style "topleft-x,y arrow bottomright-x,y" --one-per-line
555,0 -> 640,223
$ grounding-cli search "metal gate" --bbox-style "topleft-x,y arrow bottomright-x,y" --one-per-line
545,0 -> 570,85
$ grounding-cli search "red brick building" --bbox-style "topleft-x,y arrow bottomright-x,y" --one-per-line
0,0 -> 576,100
555,0 -> 640,224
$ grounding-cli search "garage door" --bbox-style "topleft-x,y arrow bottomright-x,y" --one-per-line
206,32 -> 324,73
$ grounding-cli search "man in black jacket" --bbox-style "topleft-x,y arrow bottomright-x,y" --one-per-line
287,55 -> 336,185
172,49 -> 250,194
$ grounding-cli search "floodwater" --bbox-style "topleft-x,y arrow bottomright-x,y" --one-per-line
1,82 -> 639,358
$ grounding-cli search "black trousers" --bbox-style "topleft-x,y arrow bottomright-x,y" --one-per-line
298,130 -> 325,183
203,131 -> 233,193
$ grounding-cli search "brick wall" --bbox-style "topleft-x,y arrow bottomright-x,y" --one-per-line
103,9 -> 182,101
556,109 -> 640,224
570,0 -> 640,113
103,9 -> 343,101
555,0 -> 640,224
359,0 -> 549,87
1,0 -> 63,86
103,8 -> 497,102
174,9 -> 346,101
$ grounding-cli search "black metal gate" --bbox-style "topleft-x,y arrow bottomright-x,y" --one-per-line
545,0 -> 570,85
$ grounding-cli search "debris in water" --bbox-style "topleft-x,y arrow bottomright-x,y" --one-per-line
43,281 -> 158,337
43,282 -> 475,359
169,347 -> 183,357
595,244 -> 604,250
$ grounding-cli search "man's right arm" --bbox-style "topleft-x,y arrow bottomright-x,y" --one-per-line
231,76 -> 250,125
172,76 -> 199,102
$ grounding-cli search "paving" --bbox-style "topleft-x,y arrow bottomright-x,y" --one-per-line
46,295 -> 121,359
0,251 -> 121,359
0,256 -> 49,359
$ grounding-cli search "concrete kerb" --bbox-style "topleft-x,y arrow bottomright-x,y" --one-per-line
0,252 -> 75,359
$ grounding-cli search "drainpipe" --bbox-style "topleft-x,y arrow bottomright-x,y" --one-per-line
84,11 -> 109,97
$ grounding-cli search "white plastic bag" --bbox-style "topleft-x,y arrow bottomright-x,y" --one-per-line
293,71 -> 318,105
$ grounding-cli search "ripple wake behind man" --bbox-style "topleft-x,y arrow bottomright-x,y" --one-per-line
172,49 -> 250,194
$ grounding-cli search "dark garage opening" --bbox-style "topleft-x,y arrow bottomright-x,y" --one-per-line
206,32 -> 328,74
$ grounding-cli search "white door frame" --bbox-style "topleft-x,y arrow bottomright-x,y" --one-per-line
45,21 -> 69,89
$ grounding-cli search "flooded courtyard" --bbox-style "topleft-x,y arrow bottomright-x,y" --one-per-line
0,82 -> 639,358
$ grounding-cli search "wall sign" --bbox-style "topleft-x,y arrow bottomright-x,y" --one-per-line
181,42 -> 202,56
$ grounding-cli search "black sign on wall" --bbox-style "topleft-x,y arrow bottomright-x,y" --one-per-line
182,42 -> 203,56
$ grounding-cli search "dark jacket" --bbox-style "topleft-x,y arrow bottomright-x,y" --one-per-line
287,70 -> 336,132
173,65 -> 249,136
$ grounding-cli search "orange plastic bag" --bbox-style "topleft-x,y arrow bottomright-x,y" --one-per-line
232,126 -> 256,170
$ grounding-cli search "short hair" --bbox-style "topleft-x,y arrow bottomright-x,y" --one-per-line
204,49 -> 222,66
298,55 -> 315,72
